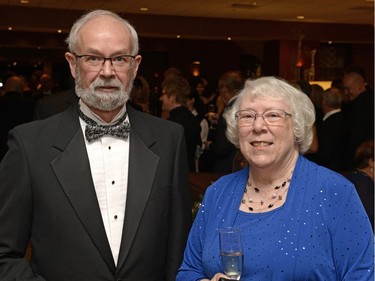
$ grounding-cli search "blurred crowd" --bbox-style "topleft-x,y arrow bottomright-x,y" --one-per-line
0,64 -> 373,225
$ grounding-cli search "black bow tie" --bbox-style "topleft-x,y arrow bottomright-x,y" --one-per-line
78,107 -> 130,142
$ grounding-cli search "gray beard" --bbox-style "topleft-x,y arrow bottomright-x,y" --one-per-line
75,71 -> 133,111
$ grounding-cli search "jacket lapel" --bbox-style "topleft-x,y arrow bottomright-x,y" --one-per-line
116,105 -> 160,270
50,105 -> 116,272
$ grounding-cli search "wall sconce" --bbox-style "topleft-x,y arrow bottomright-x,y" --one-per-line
191,59 -> 201,77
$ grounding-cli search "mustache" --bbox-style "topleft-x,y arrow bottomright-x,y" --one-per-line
90,78 -> 123,89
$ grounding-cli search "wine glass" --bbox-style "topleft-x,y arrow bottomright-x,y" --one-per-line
219,227 -> 243,280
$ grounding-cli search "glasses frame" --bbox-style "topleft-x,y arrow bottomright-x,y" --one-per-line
235,109 -> 292,126
74,54 -> 136,71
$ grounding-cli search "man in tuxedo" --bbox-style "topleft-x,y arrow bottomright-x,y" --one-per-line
0,9 -> 191,281
308,88 -> 349,172
342,69 -> 374,170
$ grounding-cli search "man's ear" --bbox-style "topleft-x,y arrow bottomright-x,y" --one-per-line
65,52 -> 78,79
170,95 -> 177,104
131,55 -> 142,78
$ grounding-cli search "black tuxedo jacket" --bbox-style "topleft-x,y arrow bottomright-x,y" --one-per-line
0,103 -> 192,281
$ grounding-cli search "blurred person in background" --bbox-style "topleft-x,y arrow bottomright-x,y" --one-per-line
160,75 -> 201,172
346,140 -> 374,231
342,67 -> 374,170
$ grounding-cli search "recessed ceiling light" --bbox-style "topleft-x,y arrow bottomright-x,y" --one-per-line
227,37 -> 232,40
8,27 -> 13,30
297,16 -> 305,20
20,0 -> 29,3
176,35 -> 181,38
140,7 -> 149,12
57,29 -> 62,33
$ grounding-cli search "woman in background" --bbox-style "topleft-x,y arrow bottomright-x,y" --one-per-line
346,139 -> 374,231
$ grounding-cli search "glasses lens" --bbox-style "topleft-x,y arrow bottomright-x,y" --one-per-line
236,111 -> 255,124
112,56 -> 133,69
264,110 -> 285,124
236,109 -> 289,126
79,55 -> 133,70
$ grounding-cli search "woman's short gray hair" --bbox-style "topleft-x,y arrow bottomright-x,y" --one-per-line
66,9 -> 139,55
224,76 -> 315,154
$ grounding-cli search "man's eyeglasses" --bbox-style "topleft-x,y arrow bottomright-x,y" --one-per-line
235,109 -> 292,126
74,54 -> 135,71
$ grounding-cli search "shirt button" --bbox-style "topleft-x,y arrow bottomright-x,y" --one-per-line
114,215 -> 118,219
112,180 -> 115,185
108,146 -> 111,150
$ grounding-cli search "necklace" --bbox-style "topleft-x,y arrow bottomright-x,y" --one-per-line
241,172 -> 293,212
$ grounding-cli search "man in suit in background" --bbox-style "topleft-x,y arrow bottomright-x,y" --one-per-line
342,67 -> 374,170
160,75 -> 202,172
308,88 -> 349,172
0,75 -> 35,160
33,87 -> 78,120
207,71 -> 244,174
0,9 -> 191,281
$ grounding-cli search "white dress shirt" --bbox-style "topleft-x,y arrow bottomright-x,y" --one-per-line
323,108 -> 341,121
78,100 -> 129,266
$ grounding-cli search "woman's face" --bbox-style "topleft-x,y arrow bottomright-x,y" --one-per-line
196,83 -> 205,95
237,95 -> 297,170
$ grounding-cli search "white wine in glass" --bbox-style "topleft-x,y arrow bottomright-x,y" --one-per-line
219,227 -> 243,280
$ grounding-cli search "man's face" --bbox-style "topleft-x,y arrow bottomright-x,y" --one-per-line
343,75 -> 362,101
65,15 -> 141,112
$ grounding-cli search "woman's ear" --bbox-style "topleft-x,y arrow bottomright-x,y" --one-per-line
368,158 -> 374,169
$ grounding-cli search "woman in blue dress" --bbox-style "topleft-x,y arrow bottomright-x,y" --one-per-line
176,76 -> 374,281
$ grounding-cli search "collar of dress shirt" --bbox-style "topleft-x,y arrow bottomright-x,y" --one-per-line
323,108 -> 341,121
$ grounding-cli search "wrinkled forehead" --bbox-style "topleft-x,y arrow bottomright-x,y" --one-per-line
77,16 -> 132,52
239,93 -> 290,110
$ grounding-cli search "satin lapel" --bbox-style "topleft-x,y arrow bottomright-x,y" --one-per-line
51,106 -> 115,272
116,106 -> 159,270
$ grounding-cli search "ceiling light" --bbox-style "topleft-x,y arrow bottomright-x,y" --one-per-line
20,0 -> 29,3
57,29 -> 62,33
297,16 -> 305,20
140,7 -> 149,12
232,3 -> 258,9
8,27 -> 12,30
227,37 -> 232,40
176,35 -> 181,38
